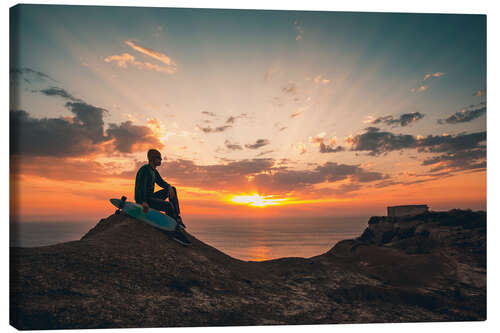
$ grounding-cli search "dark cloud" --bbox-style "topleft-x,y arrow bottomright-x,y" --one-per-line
370,112 -> 425,127
10,67 -> 58,84
202,111 -> 216,117
10,109 -> 107,157
106,121 -> 164,153
11,87 -> 164,157
252,162 -> 387,193
347,127 -> 486,160
319,143 -> 345,153
225,113 -> 248,124
40,87 -> 82,102
197,113 -> 250,133
438,105 -> 486,124
224,140 -> 243,150
421,148 -> 486,173
159,159 -> 386,195
245,139 -> 270,150
161,158 -> 275,191
347,127 -> 417,156
282,82 -> 298,95
256,150 -> 274,156
274,122 -> 288,132
196,124 -> 232,133
417,131 -> 486,154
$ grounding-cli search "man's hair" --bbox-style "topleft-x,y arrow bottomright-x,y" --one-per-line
147,149 -> 161,161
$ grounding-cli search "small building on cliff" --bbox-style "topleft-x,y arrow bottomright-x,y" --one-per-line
387,205 -> 429,217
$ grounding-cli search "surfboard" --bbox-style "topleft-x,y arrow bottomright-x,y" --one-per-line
110,196 -> 178,232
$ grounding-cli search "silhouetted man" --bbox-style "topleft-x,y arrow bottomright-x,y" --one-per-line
135,149 -> 186,229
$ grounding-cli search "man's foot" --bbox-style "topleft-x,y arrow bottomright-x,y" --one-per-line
172,230 -> 190,246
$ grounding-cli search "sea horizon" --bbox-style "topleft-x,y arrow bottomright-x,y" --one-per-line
10,215 -> 370,261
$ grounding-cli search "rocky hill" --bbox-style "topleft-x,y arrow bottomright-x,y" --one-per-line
10,209 -> 486,329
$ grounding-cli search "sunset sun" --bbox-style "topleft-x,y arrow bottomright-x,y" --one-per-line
229,193 -> 289,207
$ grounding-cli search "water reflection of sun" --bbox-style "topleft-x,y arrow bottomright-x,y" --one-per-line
229,193 -> 288,207
248,246 -> 272,262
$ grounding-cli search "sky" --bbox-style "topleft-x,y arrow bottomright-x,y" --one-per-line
9,4 -> 486,222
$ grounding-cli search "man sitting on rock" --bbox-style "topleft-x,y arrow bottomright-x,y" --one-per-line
134,149 -> 186,229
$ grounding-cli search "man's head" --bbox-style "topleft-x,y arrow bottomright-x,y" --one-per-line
147,149 -> 162,167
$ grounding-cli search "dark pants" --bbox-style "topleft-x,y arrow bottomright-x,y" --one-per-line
148,187 -> 181,219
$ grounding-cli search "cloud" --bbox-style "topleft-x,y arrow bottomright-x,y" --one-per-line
274,122 -> 288,132
310,133 -> 345,153
160,158 -> 275,191
346,127 -> 417,156
161,158 -> 386,195
252,162 -> 387,193
104,52 -> 176,74
225,113 -> 248,124
224,140 -> 243,150
105,40 -> 177,74
345,127 -> 486,174
104,53 -> 137,68
438,104 -> 486,124
410,85 -> 428,93
417,131 -> 486,154
473,89 -> 486,97
370,112 -> 425,127
320,144 -> 345,153
421,148 -> 486,173
197,113 -> 246,133
125,41 -> 176,68
245,139 -> 270,150
39,87 -> 82,102
106,121 -> 164,153
11,87 -> 164,157
196,124 -> 232,133
313,75 -> 330,85
291,106 -> 309,118
424,72 -> 445,80
294,20 -> 304,41
10,156 -> 131,183
291,143 -> 307,155
282,82 -> 298,95
411,72 -> 444,93
202,111 -> 217,117
10,67 -> 58,85
256,150 -> 274,156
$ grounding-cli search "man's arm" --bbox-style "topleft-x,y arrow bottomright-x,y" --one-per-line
154,169 -> 171,190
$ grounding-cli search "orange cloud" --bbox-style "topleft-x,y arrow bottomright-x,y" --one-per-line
125,40 -> 176,67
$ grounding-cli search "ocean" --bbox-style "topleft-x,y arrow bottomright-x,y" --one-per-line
10,216 -> 369,261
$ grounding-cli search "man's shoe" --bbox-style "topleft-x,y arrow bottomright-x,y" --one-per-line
172,230 -> 191,246
176,215 -> 186,229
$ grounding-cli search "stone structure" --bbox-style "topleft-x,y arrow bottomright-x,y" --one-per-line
387,205 -> 428,217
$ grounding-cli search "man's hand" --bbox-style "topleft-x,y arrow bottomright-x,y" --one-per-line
142,202 -> 150,213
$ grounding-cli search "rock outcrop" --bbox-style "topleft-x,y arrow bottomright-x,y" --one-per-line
10,209 -> 486,329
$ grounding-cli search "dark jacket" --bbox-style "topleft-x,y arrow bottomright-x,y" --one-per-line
134,164 -> 170,204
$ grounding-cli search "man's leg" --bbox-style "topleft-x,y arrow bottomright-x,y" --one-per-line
152,187 -> 185,228
168,187 -> 186,228
168,187 -> 181,217
148,198 -> 176,219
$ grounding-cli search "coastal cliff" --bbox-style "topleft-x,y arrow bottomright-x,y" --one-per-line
10,209 -> 486,329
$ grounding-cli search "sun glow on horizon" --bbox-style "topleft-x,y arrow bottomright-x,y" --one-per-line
229,193 -> 289,207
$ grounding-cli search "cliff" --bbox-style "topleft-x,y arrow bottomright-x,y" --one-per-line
10,209 -> 486,329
